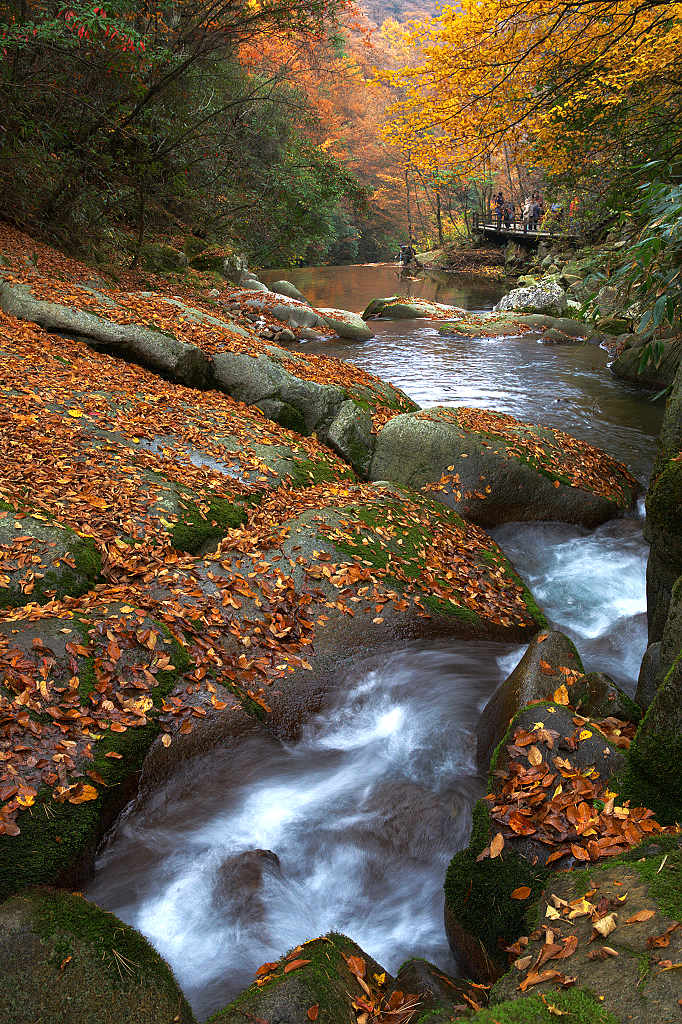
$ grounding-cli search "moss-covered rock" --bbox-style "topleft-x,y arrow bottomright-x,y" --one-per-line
0,888 -> 194,1024
444,801 -> 550,981
454,989 -> 620,1023
476,631 -> 585,768
445,698 -> 633,981
644,457 -> 682,642
620,644 -> 682,825
491,839 -> 682,1024
209,933 -> 388,1024
0,506 -> 102,606
611,334 -> 681,391
370,406 -> 637,528
363,296 -> 465,320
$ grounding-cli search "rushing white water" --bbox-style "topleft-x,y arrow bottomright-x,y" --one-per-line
88,641 -> 507,1018
87,264 -> 662,1020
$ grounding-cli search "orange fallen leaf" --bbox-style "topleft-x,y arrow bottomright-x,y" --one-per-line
307,1006 -> 319,1021
626,909 -> 655,924
511,886 -> 532,900
284,959 -> 311,973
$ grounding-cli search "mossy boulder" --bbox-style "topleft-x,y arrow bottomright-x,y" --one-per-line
0,607 -> 190,901
209,933 -> 389,1024
477,631 -> 585,768
370,406 -> 637,528
139,242 -> 187,273
644,457 -> 682,642
444,800 -> 550,981
491,839 -> 682,1024
445,700 -> 630,980
317,306 -> 375,341
620,607 -> 682,825
0,888 -> 194,1024
611,335 -> 681,391
269,279 -> 310,303
362,296 -> 465,320
0,506 -> 101,606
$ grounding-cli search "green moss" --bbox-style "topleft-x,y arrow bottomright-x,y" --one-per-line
170,495 -> 246,553
272,401 -> 308,435
443,801 -> 549,974
457,988 -> 620,1023
210,932 -> 368,1023
0,631 -> 189,902
0,889 -> 195,1023
287,455 -> 354,489
617,653 -> 682,824
0,521 -> 102,609
567,836 -> 682,919
646,459 -> 682,543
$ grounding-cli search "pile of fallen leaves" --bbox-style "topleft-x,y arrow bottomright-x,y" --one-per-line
417,406 -> 636,506
0,223 -> 414,430
480,713 -> 671,869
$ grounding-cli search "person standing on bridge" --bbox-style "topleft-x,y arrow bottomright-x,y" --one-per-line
494,192 -> 504,231
522,196 -> 533,233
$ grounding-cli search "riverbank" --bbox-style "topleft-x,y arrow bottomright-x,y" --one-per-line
0,225 -> 679,1024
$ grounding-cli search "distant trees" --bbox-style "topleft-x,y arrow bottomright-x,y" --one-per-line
0,0 -> 367,263
380,1 -> 682,228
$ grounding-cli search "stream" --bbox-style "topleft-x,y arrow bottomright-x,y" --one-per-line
87,264 -> 663,1019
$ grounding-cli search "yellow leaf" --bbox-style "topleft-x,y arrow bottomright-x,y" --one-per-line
553,684 -> 570,705
67,408 -> 83,418
68,784 -> 99,804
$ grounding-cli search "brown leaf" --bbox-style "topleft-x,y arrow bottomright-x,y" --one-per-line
283,959 -> 311,974
626,909 -> 656,924
511,886 -> 532,900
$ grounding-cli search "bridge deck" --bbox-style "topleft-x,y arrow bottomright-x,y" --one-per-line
475,220 -> 576,243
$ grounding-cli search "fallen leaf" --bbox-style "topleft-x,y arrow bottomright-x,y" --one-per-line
307,1005 -> 319,1020
284,959 -> 311,973
511,886 -> 532,900
626,909 -> 655,924
490,832 -> 505,859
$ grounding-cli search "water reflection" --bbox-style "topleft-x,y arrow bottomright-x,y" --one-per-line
259,263 -> 504,313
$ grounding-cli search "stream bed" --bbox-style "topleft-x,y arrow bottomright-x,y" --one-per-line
87,264 -> 663,1019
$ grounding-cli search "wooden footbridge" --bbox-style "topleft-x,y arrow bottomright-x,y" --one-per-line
472,213 -> 577,246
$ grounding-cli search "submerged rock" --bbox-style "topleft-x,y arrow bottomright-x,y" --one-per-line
0,888 -> 194,1024
370,406 -> 637,527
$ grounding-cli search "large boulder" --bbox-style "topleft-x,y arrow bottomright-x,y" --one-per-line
445,694 -> 661,980
494,279 -> 568,317
491,839 -> 682,1024
370,406 -> 638,527
269,280 -> 309,303
363,296 -> 465,320
623,576 -> 682,824
235,288 -> 326,329
0,889 -> 194,1024
0,278 -> 214,388
643,360 -> 682,642
317,307 -> 374,341
611,334 -> 681,390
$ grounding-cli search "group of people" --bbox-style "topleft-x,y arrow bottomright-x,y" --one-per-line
493,191 -> 544,233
